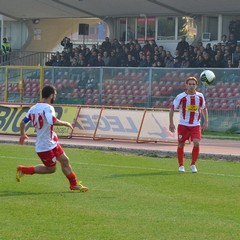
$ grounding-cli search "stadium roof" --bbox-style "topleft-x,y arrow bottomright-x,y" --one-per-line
0,0 -> 239,20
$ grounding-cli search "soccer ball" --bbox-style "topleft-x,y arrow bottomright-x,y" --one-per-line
200,70 -> 216,85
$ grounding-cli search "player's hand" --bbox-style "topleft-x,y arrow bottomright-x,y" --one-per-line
169,123 -> 176,133
19,135 -> 29,145
202,123 -> 208,131
65,122 -> 73,130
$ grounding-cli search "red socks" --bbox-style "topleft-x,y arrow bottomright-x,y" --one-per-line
67,172 -> 77,186
191,146 -> 199,165
20,166 -> 35,175
177,147 -> 184,166
177,146 -> 199,166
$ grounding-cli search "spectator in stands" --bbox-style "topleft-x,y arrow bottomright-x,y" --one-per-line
83,48 -> 91,65
223,46 -> 232,65
215,42 -> 223,53
142,40 -> 151,55
71,57 -> 79,67
60,54 -> 70,66
111,38 -> 121,50
154,61 -> 164,68
226,33 -> 237,53
196,41 -> 203,50
164,51 -> 174,67
125,54 -> 137,67
138,52 -> 147,67
115,47 -> 124,66
88,50 -> 98,66
205,43 -> 214,57
169,76 -> 208,173
109,51 -> 120,67
2,37 -> 11,62
220,34 -> 228,46
188,45 -> 195,58
95,54 -> 105,66
2,37 -> 11,55
194,55 -> 205,68
173,49 -> 181,62
134,43 -> 142,61
81,44 -> 87,55
149,40 -> 158,54
102,51 -> 110,66
212,53 -> 224,68
61,37 -> 73,51
127,44 -> 135,58
176,36 -> 189,57
181,57 -> 190,68
225,58 -> 234,68
101,37 -> 112,53
52,53 -> 62,66
78,53 -> 87,67
145,54 -> 153,67
152,54 -> 160,66
232,45 -> 240,67
173,57 -> 181,68
120,46 -> 130,66
202,52 -> 212,68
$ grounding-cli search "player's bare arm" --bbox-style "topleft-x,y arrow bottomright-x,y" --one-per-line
169,108 -> 176,133
202,108 -> 208,131
19,120 -> 29,145
54,119 -> 73,130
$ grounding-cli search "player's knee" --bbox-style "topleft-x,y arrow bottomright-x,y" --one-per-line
193,141 -> 199,147
58,155 -> 70,167
48,166 -> 56,173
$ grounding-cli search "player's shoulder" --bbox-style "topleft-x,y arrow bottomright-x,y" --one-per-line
195,91 -> 204,97
31,102 -> 52,111
176,91 -> 187,99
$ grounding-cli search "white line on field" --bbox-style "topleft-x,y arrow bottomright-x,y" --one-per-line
1,155 -> 240,178
76,162 -> 240,178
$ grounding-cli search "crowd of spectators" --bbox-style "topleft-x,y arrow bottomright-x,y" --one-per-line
45,34 -> 240,69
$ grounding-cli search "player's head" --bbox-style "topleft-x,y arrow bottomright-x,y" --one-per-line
185,77 -> 198,94
185,76 -> 198,85
42,85 -> 57,104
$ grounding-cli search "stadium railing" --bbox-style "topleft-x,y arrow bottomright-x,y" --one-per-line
0,66 -> 239,132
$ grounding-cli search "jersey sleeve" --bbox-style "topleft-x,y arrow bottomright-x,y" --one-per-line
172,94 -> 181,110
22,108 -> 32,123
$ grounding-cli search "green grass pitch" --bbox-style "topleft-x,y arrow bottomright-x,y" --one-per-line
0,144 -> 240,240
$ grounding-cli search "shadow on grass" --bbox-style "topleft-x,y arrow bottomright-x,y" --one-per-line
0,190 -> 80,197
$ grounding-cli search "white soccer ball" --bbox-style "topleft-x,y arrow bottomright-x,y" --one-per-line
200,70 -> 216,85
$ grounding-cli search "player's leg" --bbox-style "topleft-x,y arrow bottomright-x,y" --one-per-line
190,126 -> 201,173
55,145 -> 88,192
16,150 -> 57,182
177,142 -> 185,172
177,125 -> 189,172
16,165 -> 56,181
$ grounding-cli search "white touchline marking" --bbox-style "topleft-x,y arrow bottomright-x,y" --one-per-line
1,155 -> 240,178
75,162 -> 240,178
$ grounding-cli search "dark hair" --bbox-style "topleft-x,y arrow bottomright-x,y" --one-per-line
42,85 -> 56,98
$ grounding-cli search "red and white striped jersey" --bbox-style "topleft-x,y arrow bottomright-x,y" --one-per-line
25,103 -> 58,152
171,91 -> 206,126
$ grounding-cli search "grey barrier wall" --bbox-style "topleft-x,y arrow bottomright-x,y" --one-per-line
0,66 -> 240,132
